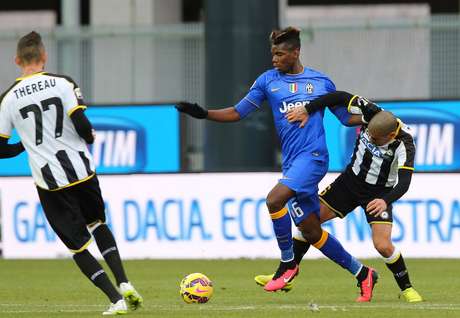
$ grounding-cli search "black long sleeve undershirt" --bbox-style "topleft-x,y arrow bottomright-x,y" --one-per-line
0,138 -> 25,158
306,91 -> 382,124
306,91 -> 355,114
382,169 -> 413,205
70,108 -> 94,144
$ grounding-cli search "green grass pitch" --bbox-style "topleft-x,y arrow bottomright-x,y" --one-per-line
0,258 -> 459,317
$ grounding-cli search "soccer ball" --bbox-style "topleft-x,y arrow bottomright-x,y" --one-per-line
179,273 -> 213,304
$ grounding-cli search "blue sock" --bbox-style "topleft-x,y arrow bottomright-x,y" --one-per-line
313,230 -> 362,276
271,207 -> 293,262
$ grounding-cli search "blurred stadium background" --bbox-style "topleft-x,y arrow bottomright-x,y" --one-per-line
1,0 -> 460,317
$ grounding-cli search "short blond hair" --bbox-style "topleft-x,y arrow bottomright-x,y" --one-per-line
17,31 -> 45,65
368,111 -> 398,136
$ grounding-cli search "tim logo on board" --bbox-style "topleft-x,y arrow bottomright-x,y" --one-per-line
339,107 -> 460,171
90,117 -> 146,174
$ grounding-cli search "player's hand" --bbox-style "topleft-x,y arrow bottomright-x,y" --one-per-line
285,107 -> 309,128
91,129 -> 96,141
175,102 -> 208,119
366,199 -> 387,216
353,97 -> 382,123
361,103 -> 382,123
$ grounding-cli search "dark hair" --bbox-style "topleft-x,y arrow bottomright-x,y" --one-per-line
17,31 -> 45,64
270,27 -> 301,49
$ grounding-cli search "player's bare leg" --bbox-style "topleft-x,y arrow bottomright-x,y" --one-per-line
372,223 -> 422,302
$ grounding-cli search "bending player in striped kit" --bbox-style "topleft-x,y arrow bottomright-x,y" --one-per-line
256,91 -> 423,302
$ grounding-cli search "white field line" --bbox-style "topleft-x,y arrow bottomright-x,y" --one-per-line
1,303 -> 460,313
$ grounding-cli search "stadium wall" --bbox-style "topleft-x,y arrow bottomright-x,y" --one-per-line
1,172 -> 459,259
0,104 -> 181,175
326,100 -> 460,172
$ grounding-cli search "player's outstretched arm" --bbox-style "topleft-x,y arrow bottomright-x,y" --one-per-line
287,91 -> 382,128
0,137 -> 25,158
286,91 -> 354,127
176,102 -> 241,122
207,107 -> 241,122
307,91 -> 355,114
295,90 -> 381,119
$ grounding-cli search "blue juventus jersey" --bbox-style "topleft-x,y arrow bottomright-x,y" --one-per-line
235,67 -> 344,170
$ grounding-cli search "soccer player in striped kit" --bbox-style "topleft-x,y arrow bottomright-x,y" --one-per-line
176,27 -> 378,299
256,91 -> 423,302
0,31 -> 142,315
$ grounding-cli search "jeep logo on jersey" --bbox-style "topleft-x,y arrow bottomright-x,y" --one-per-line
288,83 -> 298,93
338,107 -> 460,171
279,100 -> 310,113
90,117 -> 146,173
306,83 -> 314,94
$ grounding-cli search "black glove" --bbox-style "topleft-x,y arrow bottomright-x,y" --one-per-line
175,102 -> 208,119
361,102 -> 382,123
354,96 -> 382,123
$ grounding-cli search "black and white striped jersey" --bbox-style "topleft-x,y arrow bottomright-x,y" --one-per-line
0,72 -> 95,190
346,119 -> 415,187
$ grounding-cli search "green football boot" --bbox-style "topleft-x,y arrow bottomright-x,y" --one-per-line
400,287 -> 423,303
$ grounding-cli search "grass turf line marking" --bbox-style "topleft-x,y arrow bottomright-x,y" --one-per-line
2,303 -> 460,313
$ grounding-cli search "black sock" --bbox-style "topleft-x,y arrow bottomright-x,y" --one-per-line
73,250 -> 122,303
385,253 -> 412,290
93,224 -> 128,286
274,259 -> 297,279
293,238 -> 310,265
356,266 -> 369,283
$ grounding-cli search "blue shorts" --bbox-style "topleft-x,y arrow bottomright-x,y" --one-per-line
280,155 -> 328,225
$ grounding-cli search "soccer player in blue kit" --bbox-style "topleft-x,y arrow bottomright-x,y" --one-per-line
176,27 -> 378,299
